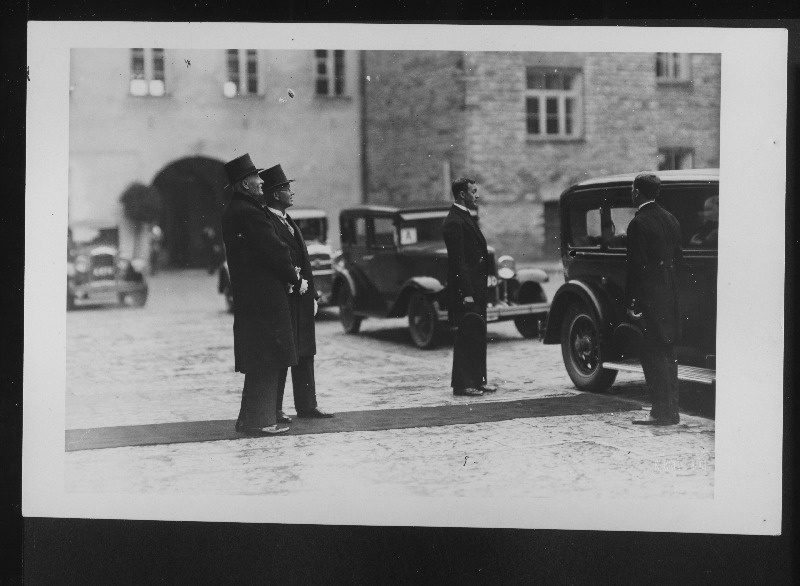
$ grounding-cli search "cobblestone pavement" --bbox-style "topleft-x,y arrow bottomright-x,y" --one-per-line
65,270 -> 715,498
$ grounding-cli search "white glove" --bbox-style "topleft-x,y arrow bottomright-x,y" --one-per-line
313,298 -> 319,316
299,279 -> 309,295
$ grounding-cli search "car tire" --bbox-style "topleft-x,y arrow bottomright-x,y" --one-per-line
67,292 -> 76,311
407,291 -> 441,350
560,301 -> 617,393
119,290 -> 148,307
514,283 -> 546,338
338,284 -> 362,334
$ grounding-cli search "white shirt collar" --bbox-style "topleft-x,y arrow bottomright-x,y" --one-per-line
453,203 -> 469,213
638,200 -> 656,211
265,206 -> 287,219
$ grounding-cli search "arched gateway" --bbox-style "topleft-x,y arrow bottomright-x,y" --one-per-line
151,156 -> 228,269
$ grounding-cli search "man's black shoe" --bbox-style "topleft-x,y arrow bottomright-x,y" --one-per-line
278,411 -> 292,423
297,408 -> 334,419
632,417 -> 676,426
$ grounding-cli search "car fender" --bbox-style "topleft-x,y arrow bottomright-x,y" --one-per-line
515,267 -> 549,284
388,276 -> 445,318
331,266 -> 357,304
542,280 -> 615,345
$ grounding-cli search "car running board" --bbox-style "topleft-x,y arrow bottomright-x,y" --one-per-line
602,359 -> 716,385
436,301 -> 551,323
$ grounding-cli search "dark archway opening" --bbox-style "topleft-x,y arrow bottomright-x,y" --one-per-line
152,156 -> 228,269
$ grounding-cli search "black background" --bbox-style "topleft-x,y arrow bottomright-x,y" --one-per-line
3,3 -> 797,583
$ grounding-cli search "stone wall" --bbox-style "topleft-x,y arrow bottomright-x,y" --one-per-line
362,51 -> 468,205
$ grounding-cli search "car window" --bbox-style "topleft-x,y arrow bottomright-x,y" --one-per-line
605,200 -> 637,249
401,218 -> 444,244
295,218 -> 325,243
658,185 -> 719,250
568,195 -> 602,248
340,216 -> 366,246
371,217 -> 396,248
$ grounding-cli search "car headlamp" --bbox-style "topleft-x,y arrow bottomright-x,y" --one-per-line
74,257 -> 89,273
497,255 -> 516,280
131,258 -> 147,272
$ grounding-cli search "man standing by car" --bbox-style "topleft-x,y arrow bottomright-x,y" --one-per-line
221,154 -> 306,435
626,172 -> 684,426
442,177 -> 498,397
260,164 -> 333,420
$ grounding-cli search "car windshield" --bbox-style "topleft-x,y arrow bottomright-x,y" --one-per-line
399,217 -> 445,246
295,218 -> 327,243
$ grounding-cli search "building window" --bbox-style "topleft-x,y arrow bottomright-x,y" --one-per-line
525,67 -> 582,139
130,48 -> 166,97
224,49 -> 261,97
315,50 -> 346,97
656,53 -> 691,82
658,147 -> 695,170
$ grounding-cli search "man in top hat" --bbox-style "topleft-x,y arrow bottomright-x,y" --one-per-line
626,172 -> 684,426
220,153 -> 307,435
259,164 -> 333,419
442,177 -> 498,397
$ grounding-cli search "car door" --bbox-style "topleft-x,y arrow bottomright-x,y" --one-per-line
658,184 -> 719,357
364,214 -> 402,310
340,213 -> 379,311
562,188 -> 608,283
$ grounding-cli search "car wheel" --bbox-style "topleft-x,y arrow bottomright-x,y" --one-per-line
119,290 -> 148,307
560,301 -> 617,392
338,284 -> 362,334
407,292 -> 440,349
67,292 -> 76,311
514,283 -> 546,338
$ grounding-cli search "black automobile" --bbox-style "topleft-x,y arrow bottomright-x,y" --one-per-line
218,208 -> 336,312
332,205 -> 551,349
542,169 -> 719,392
67,224 -> 149,309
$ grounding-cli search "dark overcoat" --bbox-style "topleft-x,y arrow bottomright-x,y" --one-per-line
442,205 -> 488,324
624,201 -> 684,345
221,192 -> 302,373
265,210 -> 317,357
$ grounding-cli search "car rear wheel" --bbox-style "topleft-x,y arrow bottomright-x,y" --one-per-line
407,292 -> 441,349
560,301 -> 617,392
338,284 -> 362,334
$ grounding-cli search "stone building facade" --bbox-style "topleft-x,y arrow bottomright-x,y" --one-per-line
69,49 -> 720,267
361,51 -> 721,261
69,48 -> 362,264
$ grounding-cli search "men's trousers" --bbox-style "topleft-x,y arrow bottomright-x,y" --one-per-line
640,329 -> 680,423
237,366 -> 283,429
450,312 -> 488,390
277,355 -> 318,414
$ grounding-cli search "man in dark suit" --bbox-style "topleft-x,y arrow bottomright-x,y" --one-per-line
221,154 -> 306,435
442,177 -> 498,397
625,172 -> 684,426
260,164 -> 333,420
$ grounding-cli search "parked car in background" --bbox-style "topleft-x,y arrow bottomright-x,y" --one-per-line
542,169 -> 719,392
332,205 -> 551,349
67,223 -> 148,309
218,208 -> 335,312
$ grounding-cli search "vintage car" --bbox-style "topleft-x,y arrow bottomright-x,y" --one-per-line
67,224 -> 149,309
542,169 -> 719,392
332,205 -> 551,349
218,208 -> 336,312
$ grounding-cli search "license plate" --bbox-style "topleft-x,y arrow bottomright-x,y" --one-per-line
487,275 -> 498,287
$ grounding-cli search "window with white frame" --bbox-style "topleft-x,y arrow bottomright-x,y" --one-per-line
525,67 -> 582,139
315,50 -> 346,97
656,53 -> 691,82
130,48 -> 166,97
658,147 -> 695,170
224,49 -> 261,97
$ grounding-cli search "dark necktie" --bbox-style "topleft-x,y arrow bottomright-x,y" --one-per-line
277,213 -> 294,236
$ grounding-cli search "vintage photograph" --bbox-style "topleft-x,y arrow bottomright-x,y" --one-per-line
24,23 -> 785,532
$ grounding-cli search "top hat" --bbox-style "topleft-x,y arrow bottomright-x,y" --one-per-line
224,153 -> 263,188
259,164 -> 296,192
